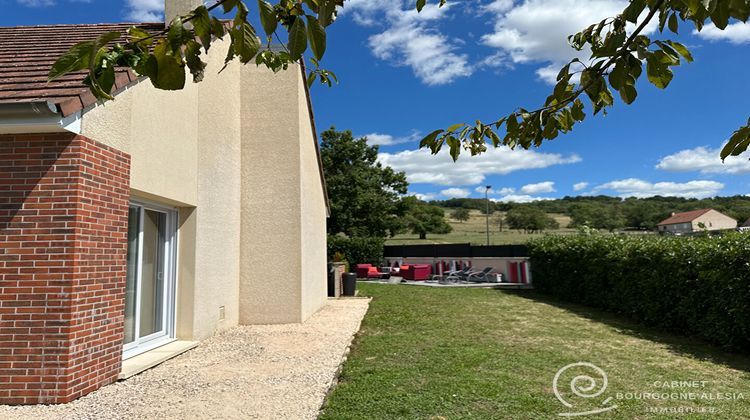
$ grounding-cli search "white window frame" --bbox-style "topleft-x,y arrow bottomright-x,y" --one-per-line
122,199 -> 179,360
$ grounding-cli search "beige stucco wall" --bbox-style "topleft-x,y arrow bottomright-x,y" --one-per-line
80,39 -> 242,341
298,76 -> 328,320
238,63 -> 327,324
79,38 -> 327,334
692,210 -> 737,231
239,64 -> 302,324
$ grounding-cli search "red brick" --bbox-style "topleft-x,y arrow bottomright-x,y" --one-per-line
0,133 -> 130,404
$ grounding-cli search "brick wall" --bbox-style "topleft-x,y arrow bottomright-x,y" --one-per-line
0,133 -> 130,404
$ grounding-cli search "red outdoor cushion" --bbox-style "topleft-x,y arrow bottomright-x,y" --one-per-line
355,264 -> 373,278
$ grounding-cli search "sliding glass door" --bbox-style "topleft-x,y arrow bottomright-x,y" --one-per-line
123,200 -> 177,359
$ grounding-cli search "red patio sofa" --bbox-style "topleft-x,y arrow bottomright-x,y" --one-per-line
401,264 -> 432,281
355,264 -> 383,279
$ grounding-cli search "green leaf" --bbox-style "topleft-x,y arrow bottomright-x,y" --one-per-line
96,65 -> 116,98
447,123 -> 465,132
49,40 -> 95,80
211,17 -> 227,39
288,17 -> 308,60
307,71 -> 318,88
623,0 -> 646,23
306,15 -> 326,60
222,0 -> 240,13
446,135 -> 460,161
619,84 -> 637,104
720,125 -> 750,160
230,22 -> 260,64
192,6 -> 213,50
257,0 -> 278,36
133,53 -> 157,79
420,129 -> 444,148
185,40 -> 207,83
168,17 -> 185,52
668,12 -> 679,33
128,27 -> 154,47
646,55 -> 673,89
665,41 -> 693,62
152,39 -> 186,90
608,59 -> 626,90
417,0 -> 426,12
710,0 -> 731,29
318,0 -> 336,27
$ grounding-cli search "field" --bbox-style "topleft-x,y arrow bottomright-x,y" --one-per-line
387,209 -> 577,245
320,284 -> 750,419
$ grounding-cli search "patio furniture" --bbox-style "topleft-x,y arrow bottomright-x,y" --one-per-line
355,264 -> 384,279
467,267 -> 495,283
443,267 -> 471,283
402,264 -> 432,281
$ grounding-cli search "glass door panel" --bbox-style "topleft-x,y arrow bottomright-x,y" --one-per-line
123,206 -> 140,345
122,201 -> 177,358
139,209 -> 166,338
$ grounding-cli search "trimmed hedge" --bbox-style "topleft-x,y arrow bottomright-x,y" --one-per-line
528,233 -> 750,352
328,235 -> 385,266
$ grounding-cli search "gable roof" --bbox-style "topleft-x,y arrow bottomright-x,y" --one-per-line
657,208 -> 714,225
0,23 -> 163,117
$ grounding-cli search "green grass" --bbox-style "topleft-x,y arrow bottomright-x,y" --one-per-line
320,284 -> 750,419
387,209 -> 655,245
387,209 -> 577,245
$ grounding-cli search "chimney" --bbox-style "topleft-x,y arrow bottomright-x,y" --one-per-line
165,0 -> 203,27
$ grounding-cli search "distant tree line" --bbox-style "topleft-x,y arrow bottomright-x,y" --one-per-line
431,196 -> 750,231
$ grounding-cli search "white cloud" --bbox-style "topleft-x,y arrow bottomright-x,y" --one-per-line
592,178 -> 724,198
17,0 -> 55,6
480,0 -> 653,84
694,22 -> 750,44
440,187 -> 471,198
656,144 -> 750,175
573,181 -> 589,191
362,131 -> 421,146
494,194 -> 554,203
412,192 -> 436,201
520,181 -> 555,194
125,0 -> 163,21
343,2 -> 472,85
378,146 -> 581,186
476,186 -> 515,195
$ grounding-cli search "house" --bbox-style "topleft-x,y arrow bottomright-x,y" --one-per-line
656,209 -> 737,235
739,217 -> 750,232
0,0 -> 329,405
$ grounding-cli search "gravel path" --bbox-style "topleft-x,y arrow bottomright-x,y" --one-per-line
1,298 -> 370,420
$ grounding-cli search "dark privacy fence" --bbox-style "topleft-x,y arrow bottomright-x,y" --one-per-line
383,243 -> 529,258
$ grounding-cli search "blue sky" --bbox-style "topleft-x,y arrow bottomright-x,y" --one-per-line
4,0 -> 750,202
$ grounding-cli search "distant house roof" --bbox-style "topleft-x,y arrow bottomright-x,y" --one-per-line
657,208 -> 714,225
742,217 -> 750,227
0,23 -> 164,117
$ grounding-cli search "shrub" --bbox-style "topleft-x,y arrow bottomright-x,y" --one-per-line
528,233 -> 750,352
327,235 -> 385,266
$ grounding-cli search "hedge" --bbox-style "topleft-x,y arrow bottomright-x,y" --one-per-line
327,235 -> 385,266
528,233 -> 750,352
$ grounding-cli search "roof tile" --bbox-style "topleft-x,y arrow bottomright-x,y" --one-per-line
0,22 -> 164,117
657,208 -> 713,225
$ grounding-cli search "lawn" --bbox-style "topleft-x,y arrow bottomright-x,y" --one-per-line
320,284 -> 750,419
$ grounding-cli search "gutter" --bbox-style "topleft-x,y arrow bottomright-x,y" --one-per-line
0,101 -> 82,134
0,101 -> 59,118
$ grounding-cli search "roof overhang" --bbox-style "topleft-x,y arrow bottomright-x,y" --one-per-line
0,101 -> 81,134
